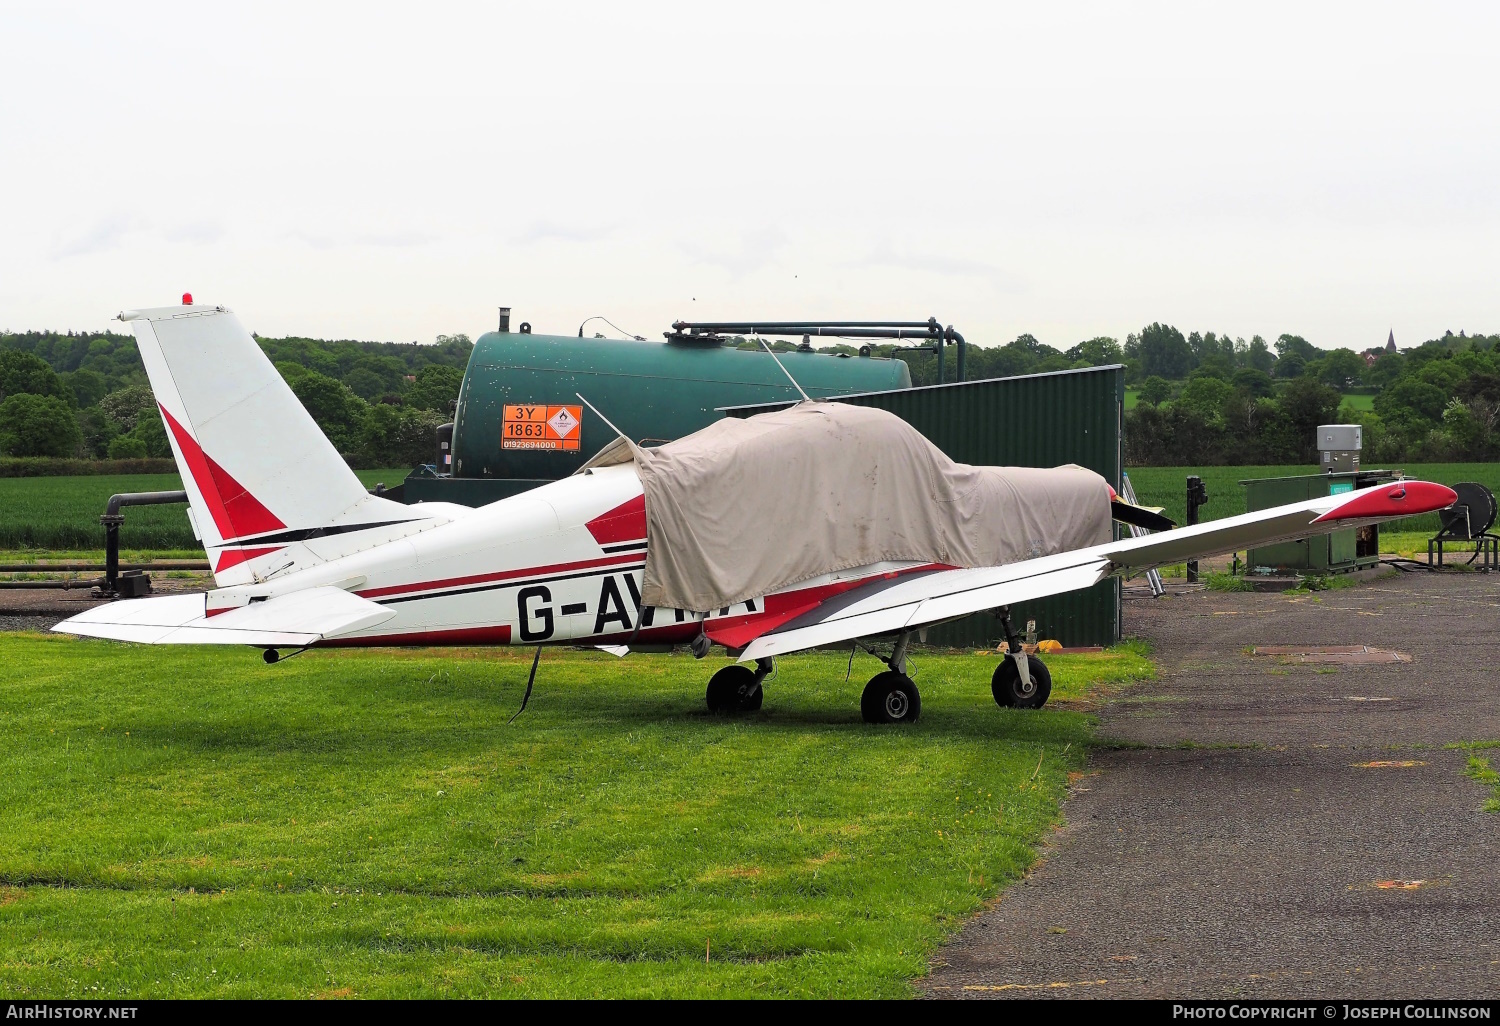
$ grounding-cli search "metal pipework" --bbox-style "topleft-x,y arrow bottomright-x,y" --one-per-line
666,319 -> 968,383
947,326 -> 967,382
0,577 -> 105,590
100,491 -> 189,597
104,491 -> 188,518
672,319 -> 941,332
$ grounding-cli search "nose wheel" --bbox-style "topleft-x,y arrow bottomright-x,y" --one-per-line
992,655 -> 1051,709
990,603 -> 1052,709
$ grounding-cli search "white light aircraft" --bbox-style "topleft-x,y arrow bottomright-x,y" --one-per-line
54,303 -> 1457,723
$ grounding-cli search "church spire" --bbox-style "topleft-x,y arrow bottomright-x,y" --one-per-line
1386,329 -> 1396,353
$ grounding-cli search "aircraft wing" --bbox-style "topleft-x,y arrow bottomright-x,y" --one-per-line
52,586 -> 394,646
737,556 -> 1113,662
1098,479 -> 1455,571
736,479 -> 1455,662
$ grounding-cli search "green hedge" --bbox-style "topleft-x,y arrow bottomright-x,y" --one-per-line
0,458 -> 177,478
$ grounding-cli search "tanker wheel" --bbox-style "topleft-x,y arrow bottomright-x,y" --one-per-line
992,656 -> 1052,710
706,665 -> 763,713
860,671 -> 921,724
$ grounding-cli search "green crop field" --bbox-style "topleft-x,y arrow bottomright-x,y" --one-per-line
1125,463 -> 1500,535
0,470 -> 409,552
0,636 -> 1152,998
1123,389 -> 1370,413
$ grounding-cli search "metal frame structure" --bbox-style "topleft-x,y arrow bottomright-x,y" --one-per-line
667,318 -> 969,383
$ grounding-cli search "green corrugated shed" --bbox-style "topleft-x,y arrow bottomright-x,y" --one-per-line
721,365 -> 1124,648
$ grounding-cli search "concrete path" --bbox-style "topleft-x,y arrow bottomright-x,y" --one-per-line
926,571 -> 1500,999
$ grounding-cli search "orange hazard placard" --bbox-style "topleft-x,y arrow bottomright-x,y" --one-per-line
502,404 -> 583,451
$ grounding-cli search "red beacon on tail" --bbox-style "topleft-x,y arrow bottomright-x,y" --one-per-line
182,293 -> 193,305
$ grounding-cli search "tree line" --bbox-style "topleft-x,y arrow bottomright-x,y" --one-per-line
872,323 -> 1500,466
5,321 -> 1494,470
0,330 -> 472,467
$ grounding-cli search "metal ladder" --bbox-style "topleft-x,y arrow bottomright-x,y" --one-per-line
1121,472 -> 1165,598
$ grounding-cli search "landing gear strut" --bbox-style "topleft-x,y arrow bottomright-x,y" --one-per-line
860,631 -> 921,724
991,605 -> 1050,709
706,658 -> 773,713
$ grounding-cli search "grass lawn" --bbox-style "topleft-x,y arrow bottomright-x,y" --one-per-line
0,470 -> 408,552
0,636 -> 1152,998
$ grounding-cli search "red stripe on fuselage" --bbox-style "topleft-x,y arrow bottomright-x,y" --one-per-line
316,624 -> 513,648
355,551 -> 647,600
312,563 -> 951,650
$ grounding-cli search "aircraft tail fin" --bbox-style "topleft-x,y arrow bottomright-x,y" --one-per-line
120,303 -> 453,586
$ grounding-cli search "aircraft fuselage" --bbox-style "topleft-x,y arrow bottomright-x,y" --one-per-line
206,464 -> 886,650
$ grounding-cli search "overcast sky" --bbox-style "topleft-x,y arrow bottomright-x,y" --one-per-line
2,1 -> 1496,351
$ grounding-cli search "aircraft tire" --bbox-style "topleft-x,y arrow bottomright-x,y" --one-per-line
706,665 -> 763,713
992,656 -> 1052,710
860,671 -> 921,724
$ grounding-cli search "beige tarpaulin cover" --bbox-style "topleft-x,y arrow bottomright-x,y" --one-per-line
625,402 -> 1112,611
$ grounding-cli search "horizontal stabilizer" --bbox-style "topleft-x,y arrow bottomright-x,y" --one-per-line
52,587 -> 394,646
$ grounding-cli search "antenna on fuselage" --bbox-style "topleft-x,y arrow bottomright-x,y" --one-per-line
755,336 -> 812,402
575,392 -> 631,444
573,393 -> 648,472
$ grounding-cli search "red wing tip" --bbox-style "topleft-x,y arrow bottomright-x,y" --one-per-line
1312,481 -> 1458,524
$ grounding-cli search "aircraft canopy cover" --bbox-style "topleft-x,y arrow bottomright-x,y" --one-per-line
630,401 -> 1113,612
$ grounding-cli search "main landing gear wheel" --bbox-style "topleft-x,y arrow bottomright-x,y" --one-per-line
992,656 -> 1051,709
861,671 -> 921,724
706,664 -> 764,713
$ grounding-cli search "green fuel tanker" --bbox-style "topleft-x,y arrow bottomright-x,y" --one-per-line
403,327 -> 910,506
